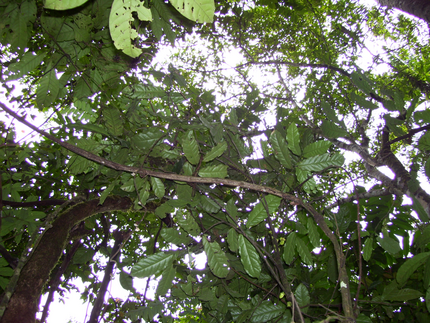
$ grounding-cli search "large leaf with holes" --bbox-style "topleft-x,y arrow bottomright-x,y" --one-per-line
169,0 -> 215,23
109,0 -> 152,57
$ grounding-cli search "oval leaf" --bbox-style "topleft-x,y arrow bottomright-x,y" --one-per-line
269,130 -> 292,169
131,253 -> 174,278
198,164 -> 228,178
238,235 -> 261,278
203,141 -> 227,162
397,252 -> 430,286
287,123 -> 301,156
44,0 -> 90,10
203,236 -> 230,278
182,130 -> 200,165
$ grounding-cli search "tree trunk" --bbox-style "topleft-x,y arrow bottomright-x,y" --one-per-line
0,196 -> 132,323
378,0 -> 430,24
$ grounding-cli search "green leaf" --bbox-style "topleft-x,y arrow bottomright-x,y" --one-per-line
44,0 -> 90,10
286,123 -> 301,156
150,177 -> 165,199
198,164 -> 228,178
270,130 -> 292,169
356,314 -> 373,323
426,287 -> 430,313
238,235 -> 261,278
199,197 -> 221,213
351,92 -> 378,110
7,51 -> 47,81
131,129 -> 164,151
377,235 -> 401,255
385,288 -> 423,301
203,236 -> 230,278
104,107 -> 123,136
65,123 -> 111,137
307,220 -> 320,248
247,195 -> 281,228
227,228 -> 239,252
425,158 -> 430,181
156,264 -> 176,296
298,153 -> 344,172
397,252 -> 430,286
36,69 -> 60,108
203,141 -> 228,162
226,198 -> 238,222
182,130 -> 200,165
351,71 -> 373,95
250,301 -> 286,322
176,211 -> 200,236
295,284 -> 310,313
411,195 -> 430,222
321,101 -> 340,124
109,0 -> 152,57
283,233 -> 296,264
302,141 -> 332,158
99,181 -> 118,205
131,253 -> 174,278
161,228 -> 193,245
169,0 -> 215,23
295,236 -> 313,266
119,270 -> 134,291
362,237 -> 373,262
321,120 -> 348,138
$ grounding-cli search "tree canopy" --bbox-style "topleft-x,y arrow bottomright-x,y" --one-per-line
1,0 -> 430,322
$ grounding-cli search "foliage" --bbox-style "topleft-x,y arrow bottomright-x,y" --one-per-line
1,0 -> 430,322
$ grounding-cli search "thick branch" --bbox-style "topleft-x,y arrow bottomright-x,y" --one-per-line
0,103 -> 301,205
0,196 -> 132,323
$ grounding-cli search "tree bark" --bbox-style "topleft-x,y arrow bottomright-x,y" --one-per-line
0,196 -> 132,323
378,0 -> 430,24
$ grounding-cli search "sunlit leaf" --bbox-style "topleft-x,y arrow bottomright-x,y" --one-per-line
44,0 -> 90,10
109,0 -> 152,57
169,0 -> 215,23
